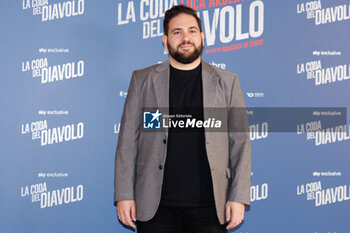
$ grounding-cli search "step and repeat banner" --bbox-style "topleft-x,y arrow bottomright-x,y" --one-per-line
1,0 -> 349,232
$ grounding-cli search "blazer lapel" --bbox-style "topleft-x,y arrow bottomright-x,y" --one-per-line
202,61 -> 218,158
152,60 -> 170,138
202,60 -> 217,109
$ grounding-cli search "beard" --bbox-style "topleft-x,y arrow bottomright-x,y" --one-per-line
167,40 -> 203,64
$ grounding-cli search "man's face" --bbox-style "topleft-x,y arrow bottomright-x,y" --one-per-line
163,13 -> 205,64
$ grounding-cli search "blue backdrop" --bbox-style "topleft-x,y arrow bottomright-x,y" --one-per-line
1,0 -> 349,232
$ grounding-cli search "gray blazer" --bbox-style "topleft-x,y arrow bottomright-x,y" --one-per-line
114,60 -> 251,225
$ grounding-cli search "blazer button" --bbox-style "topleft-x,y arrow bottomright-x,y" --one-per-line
163,139 -> 166,144
159,165 -> 163,170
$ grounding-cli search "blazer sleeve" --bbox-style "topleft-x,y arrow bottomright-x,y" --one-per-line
226,73 -> 252,206
114,71 -> 141,205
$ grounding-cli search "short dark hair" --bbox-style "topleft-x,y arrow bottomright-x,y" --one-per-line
163,5 -> 202,36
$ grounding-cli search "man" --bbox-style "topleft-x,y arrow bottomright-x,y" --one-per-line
114,5 -> 251,233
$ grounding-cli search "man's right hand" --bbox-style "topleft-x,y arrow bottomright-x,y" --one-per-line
116,200 -> 137,229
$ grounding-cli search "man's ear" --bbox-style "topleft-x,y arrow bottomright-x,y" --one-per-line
201,31 -> 205,46
162,34 -> 168,52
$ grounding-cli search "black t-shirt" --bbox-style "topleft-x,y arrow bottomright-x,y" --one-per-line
160,63 -> 215,207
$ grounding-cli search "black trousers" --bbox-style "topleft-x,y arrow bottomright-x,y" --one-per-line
136,203 -> 228,233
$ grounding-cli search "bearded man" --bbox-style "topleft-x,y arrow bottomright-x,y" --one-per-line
114,5 -> 251,233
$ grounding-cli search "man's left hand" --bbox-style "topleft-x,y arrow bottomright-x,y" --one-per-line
225,201 -> 245,230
